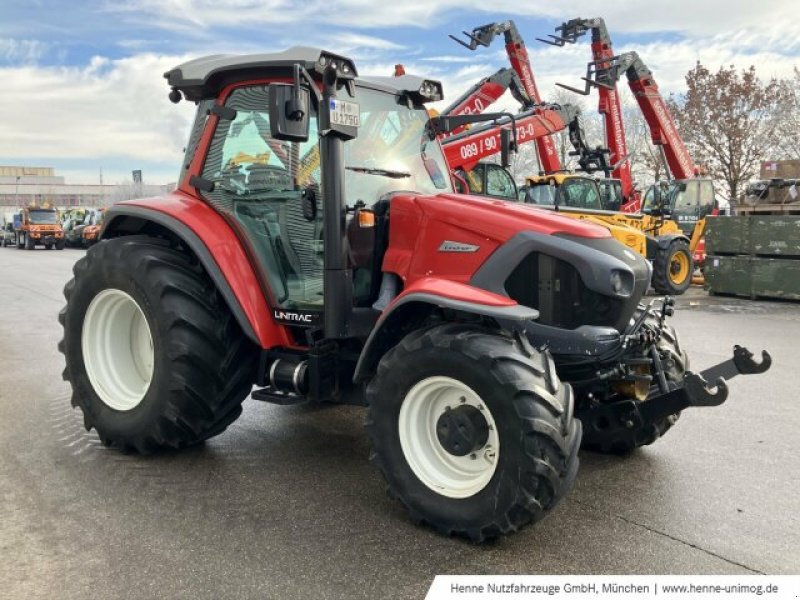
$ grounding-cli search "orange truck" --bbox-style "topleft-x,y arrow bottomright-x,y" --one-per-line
13,207 -> 65,250
81,208 -> 105,247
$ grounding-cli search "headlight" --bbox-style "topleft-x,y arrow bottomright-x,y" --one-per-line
610,269 -> 634,297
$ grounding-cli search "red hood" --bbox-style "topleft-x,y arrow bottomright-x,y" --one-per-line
420,193 -> 610,242
383,192 -> 611,286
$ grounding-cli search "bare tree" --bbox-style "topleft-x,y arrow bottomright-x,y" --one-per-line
773,68 -> 800,160
667,62 -> 790,201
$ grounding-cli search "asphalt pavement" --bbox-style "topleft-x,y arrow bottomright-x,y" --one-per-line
1,246 -> 798,599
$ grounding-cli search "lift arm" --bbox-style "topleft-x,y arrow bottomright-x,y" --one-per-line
557,49 -> 697,183
451,20 -> 561,173
439,104 -> 578,171
439,68 -> 531,136
543,18 -> 636,208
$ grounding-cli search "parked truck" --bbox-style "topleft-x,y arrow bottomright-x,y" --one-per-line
14,206 -> 65,250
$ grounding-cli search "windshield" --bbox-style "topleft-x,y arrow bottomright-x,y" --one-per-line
344,87 -> 451,204
598,179 -> 623,211
643,182 -> 678,213
525,184 -> 556,206
28,210 -> 58,224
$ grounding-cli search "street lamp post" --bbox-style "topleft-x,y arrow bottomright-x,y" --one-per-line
15,176 -> 20,208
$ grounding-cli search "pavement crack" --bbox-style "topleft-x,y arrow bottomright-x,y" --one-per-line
573,499 -> 766,575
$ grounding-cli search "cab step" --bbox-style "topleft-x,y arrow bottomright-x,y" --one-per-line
250,387 -> 307,406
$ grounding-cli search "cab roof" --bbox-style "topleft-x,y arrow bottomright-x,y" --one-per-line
165,46 -> 443,103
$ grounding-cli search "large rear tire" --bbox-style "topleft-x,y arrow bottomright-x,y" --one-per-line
582,311 -> 688,454
58,235 -> 258,453
652,239 -> 693,295
366,323 -> 581,541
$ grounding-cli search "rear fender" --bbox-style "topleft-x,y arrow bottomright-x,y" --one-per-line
352,277 -> 537,383
101,194 -> 291,349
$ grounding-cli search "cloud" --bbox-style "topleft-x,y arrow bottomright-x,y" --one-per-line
107,0 -> 794,38
0,53 -> 196,181
0,38 -> 48,64
2,0 -> 799,185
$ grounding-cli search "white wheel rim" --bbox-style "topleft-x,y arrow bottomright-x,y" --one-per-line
81,289 -> 154,411
398,376 -> 499,499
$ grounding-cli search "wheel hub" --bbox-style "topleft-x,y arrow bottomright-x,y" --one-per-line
81,288 -> 154,411
435,405 -> 489,457
398,376 -> 500,499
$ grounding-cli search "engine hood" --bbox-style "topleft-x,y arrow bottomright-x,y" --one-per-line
421,193 -> 612,244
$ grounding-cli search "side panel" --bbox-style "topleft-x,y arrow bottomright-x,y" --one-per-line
103,193 -> 292,349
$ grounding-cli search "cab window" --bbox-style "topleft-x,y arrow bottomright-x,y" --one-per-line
560,179 -> 602,210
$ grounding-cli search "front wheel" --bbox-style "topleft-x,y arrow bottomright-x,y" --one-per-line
652,239 -> 693,295
25,234 -> 35,250
58,235 -> 258,453
366,324 -> 581,541
55,238 -> 65,250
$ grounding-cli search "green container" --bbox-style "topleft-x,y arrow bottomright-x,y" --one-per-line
749,215 -> 800,258
704,255 -> 752,297
751,257 -> 800,300
704,215 -> 750,256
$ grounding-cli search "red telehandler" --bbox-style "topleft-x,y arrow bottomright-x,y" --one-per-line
545,19 -> 716,272
539,17 -> 637,211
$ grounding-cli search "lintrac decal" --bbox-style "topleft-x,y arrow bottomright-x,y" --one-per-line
273,310 -> 320,326
438,240 -> 480,253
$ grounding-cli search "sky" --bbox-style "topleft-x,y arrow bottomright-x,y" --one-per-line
1,0 -> 797,185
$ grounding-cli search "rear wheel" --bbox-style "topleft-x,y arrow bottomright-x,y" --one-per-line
652,239 -> 692,295
58,235 -> 258,453
366,323 -> 581,541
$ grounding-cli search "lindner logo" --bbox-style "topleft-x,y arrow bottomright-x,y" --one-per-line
438,240 -> 480,253
273,310 -> 314,323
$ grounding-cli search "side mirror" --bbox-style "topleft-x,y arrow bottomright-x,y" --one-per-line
500,128 -> 515,169
268,83 -> 310,142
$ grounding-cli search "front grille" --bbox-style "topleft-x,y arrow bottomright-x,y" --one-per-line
505,252 -> 624,330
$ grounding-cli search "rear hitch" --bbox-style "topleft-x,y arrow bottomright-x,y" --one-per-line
579,345 -> 772,448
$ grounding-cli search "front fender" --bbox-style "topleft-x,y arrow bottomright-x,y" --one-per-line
101,193 -> 291,349
645,232 -> 691,260
352,277 -> 537,383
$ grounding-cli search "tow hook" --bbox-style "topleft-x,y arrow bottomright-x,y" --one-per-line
579,346 -> 772,448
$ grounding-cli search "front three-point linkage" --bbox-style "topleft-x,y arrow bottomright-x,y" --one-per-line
582,294 -> 772,449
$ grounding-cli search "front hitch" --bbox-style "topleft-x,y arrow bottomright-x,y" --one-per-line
580,345 -> 772,448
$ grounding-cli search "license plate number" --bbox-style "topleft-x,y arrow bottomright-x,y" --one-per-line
329,99 -> 360,128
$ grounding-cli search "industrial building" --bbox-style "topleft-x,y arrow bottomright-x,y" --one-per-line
0,166 -> 174,212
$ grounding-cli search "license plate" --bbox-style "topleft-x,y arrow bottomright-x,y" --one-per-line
329,99 -> 360,128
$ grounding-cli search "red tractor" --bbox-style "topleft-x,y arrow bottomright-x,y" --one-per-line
58,47 -> 770,540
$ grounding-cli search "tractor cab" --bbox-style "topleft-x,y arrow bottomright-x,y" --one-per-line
169,52 -> 452,334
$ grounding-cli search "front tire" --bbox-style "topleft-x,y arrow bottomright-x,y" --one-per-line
652,239 -> 693,295
366,323 -> 581,541
58,235 -> 258,453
